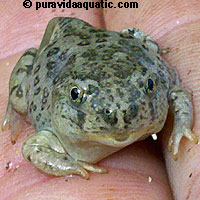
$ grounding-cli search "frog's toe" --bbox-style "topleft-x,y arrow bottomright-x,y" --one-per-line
184,129 -> 198,144
1,103 -> 25,144
1,115 -> 11,131
65,163 -> 90,179
168,133 -> 181,160
168,127 -> 198,160
1,103 -> 12,131
78,160 -> 107,174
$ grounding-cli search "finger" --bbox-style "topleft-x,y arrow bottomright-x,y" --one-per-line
104,0 -> 200,199
0,0 -> 104,60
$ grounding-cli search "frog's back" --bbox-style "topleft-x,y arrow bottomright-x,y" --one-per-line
27,17 -> 178,131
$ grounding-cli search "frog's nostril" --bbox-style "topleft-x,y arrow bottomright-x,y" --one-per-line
104,108 -> 112,115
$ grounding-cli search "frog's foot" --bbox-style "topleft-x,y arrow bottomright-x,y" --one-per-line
1,103 -> 25,144
22,130 -> 107,179
168,86 -> 198,160
168,126 -> 198,160
121,28 -> 168,55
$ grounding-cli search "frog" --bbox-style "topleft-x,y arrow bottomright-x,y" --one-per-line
1,17 -> 198,179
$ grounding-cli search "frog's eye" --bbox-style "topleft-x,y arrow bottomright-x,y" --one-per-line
147,78 -> 154,91
145,78 -> 155,93
71,87 -> 79,100
70,86 -> 84,103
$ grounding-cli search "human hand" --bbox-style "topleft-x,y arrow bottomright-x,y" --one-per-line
0,1 -> 199,199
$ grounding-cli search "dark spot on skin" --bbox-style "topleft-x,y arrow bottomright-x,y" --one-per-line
63,156 -> 68,161
96,44 -> 106,49
16,87 -> 23,98
116,103 -> 121,109
128,90 -> 141,102
27,155 -> 31,162
123,104 -> 139,124
148,102 -> 155,120
34,65 -> 40,75
103,110 -> 118,126
109,95 -> 114,102
78,40 -> 90,46
96,33 -> 109,38
47,47 -> 60,57
119,33 -> 133,39
137,78 -> 144,88
89,28 -> 100,33
157,56 -> 161,61
22,50 -> 37,58
59,49 -> 69,61
43,87 -> 49,98
16,65 -> 33,75
61,114 -> 67,119
10,84 -> 19,95
116,88 -> 124,98
114,71 -> 127,79
96,116 -> 100,122
124,125 -> 128,129
112,64 -> 121,70
96,38 -> 107,43
142,44 -> 149,51
53,76 -> 60,85
119,39 -> 129,46
36,114 -> 41,121
63,31 -> 73,37
106,82 -> 111,87
141,67 -> 147,76
46,61 -> 56,71
158,71 -> 164,77
139,114 -> 144,120
42,98 -> 47,104
87,85 -> 99,96
30,101 -> 34,108
161,79 -> 166,85
148,79 -> 154,91
36,147 -> 42,152
33,105 -> 37,111
77,110 -> 86,129
34,76 -> 40,86
79,34 -> 90,39
106,89 -> 111,94
144,56 -> 154,65
102,55 -> 112,60
104,73 -> 111,79
66,55 -> 76,65
34,87 -> 41,95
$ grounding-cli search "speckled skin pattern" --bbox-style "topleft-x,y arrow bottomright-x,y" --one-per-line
2,17 -> 198,179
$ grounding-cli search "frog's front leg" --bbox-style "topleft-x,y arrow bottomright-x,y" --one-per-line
168,86 -> 198,160
121,28 -> 168,54
22,130 -> 107,179
1,48 -> 37,143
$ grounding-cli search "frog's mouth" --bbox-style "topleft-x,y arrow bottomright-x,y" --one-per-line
85,128 -> 153,148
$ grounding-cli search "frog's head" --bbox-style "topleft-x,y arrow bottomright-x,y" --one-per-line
51,65 -> 169,149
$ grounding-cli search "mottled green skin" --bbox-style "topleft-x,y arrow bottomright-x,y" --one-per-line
28,18 -> 172,158
3,17 -> 197,178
